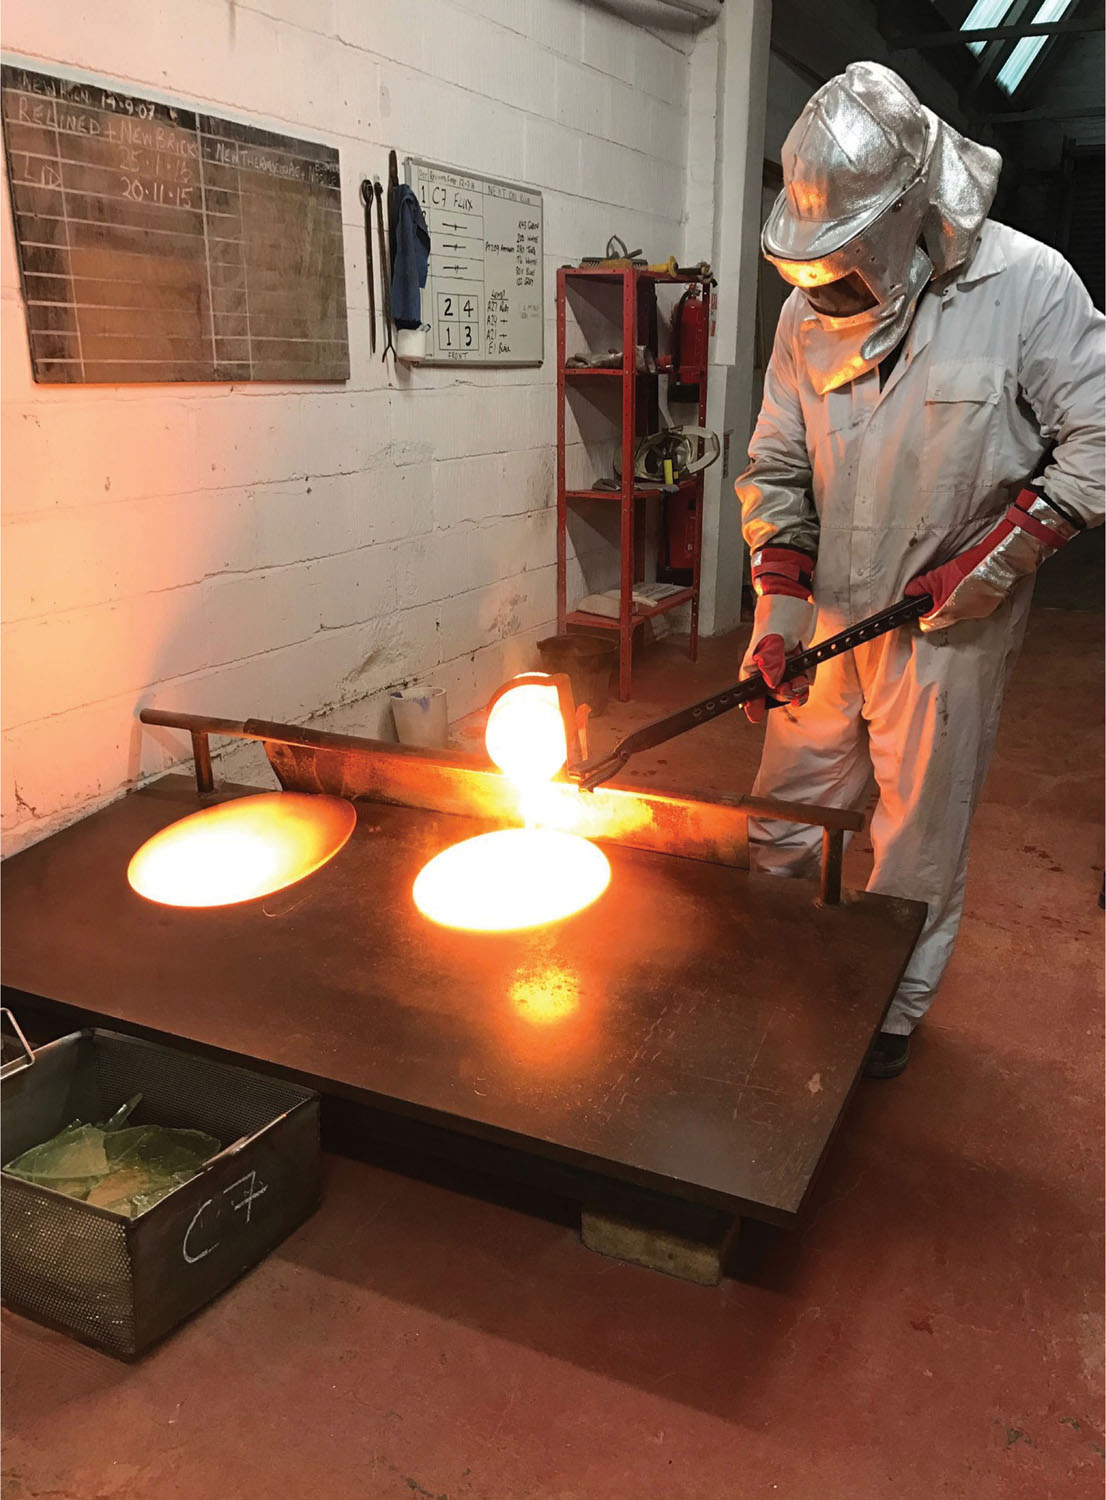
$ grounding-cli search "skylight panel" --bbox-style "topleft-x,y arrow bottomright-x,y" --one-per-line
960,0 -> 1013,56
995,0 -> 1074,92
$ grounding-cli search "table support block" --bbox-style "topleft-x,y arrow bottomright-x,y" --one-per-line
581,1207 -> 740,1285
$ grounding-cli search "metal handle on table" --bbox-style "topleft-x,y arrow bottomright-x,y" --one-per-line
0,1008 -> 34,1081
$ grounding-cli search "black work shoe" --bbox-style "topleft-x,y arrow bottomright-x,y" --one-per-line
863,1031 -> 910,1079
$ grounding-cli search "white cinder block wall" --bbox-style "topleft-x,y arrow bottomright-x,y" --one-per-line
0,0 -> 717,854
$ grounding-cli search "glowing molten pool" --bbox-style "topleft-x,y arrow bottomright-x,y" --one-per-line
413,673 -> 611,932
413,827 -> 610,932
127,792 -> 356,908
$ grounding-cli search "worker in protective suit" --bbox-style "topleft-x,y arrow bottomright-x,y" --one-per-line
736,61 -> 1105,1077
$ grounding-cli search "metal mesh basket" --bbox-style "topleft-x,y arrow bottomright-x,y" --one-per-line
2,1028 -> 320,1357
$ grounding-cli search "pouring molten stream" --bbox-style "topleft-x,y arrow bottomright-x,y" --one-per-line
412,679 -> 610,931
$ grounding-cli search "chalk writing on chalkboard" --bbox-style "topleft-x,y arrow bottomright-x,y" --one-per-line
406,157 -> 543,366
1,65 -> 349,384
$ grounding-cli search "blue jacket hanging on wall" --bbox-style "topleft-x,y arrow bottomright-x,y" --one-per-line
390,186 -> 431,329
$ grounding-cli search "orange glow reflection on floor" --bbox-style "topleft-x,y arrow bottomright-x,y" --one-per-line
412,827 -> 610,932
127,792 -> 356,908
509,967 -> 581,1025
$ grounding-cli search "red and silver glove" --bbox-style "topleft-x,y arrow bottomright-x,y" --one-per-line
906,489 -> 1081,633
740,546 -> 816,725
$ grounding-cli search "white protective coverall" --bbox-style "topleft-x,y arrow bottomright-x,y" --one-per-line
738,219 -> 1105,1034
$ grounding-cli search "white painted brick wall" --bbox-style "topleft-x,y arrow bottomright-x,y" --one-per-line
1,0 -> 698,853
685,26 -> 720,260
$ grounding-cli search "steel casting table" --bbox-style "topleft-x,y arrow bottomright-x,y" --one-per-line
1,775 -> 925,1228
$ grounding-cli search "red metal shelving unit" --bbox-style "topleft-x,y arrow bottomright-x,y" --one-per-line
556,266 -> 709,701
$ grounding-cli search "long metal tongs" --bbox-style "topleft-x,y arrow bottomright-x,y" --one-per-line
364,178 -> 381,354
0,1007 -> 34,1080
359,179 -> 377,354
568,593 -> 933,792
374,177 -> 395,362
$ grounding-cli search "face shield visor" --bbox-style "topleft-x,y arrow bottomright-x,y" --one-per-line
763,165 -> 932,326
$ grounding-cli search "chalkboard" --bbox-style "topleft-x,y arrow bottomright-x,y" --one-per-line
405,156 -> 542,366
1,65 -> 349,384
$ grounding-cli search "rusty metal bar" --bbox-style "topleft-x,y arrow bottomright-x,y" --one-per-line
737,795 -> 861,835
820,828 -> 844,907
139,709 -> 489,765
141,709 -> 250,737
189,731 -> 214,795
139,707 -> 862,832
139,707 -> 864,877
266,741 -> 751,868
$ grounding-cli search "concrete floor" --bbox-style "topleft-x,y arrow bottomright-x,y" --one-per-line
3,600 -> 1103,1500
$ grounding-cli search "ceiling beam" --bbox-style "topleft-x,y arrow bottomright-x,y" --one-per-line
975,104 -> 1105,122
890,19 -> 1103,50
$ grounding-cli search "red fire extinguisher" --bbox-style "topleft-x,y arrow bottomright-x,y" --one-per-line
665,491 -> 698,572
663,278 -> 713,576
670,285 -> 709,404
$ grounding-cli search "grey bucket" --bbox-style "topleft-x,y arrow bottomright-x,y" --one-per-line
537,634 -> 618,716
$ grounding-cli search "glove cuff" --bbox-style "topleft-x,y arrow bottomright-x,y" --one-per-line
979,490 -> 1080,600
750,545 -> 815,602
917,490 -> 1078,632
1006,489 -> 1081,550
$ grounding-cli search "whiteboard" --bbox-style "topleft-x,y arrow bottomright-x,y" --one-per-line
404,156 -> 543,366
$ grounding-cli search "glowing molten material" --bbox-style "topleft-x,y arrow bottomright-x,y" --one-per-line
413,828 -> 610,932
413,674 -> 611,932
484,680 -> 568,787
127,792 -> 356,908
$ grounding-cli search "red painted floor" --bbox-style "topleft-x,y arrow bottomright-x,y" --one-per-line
3,604 -> 1103,1500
